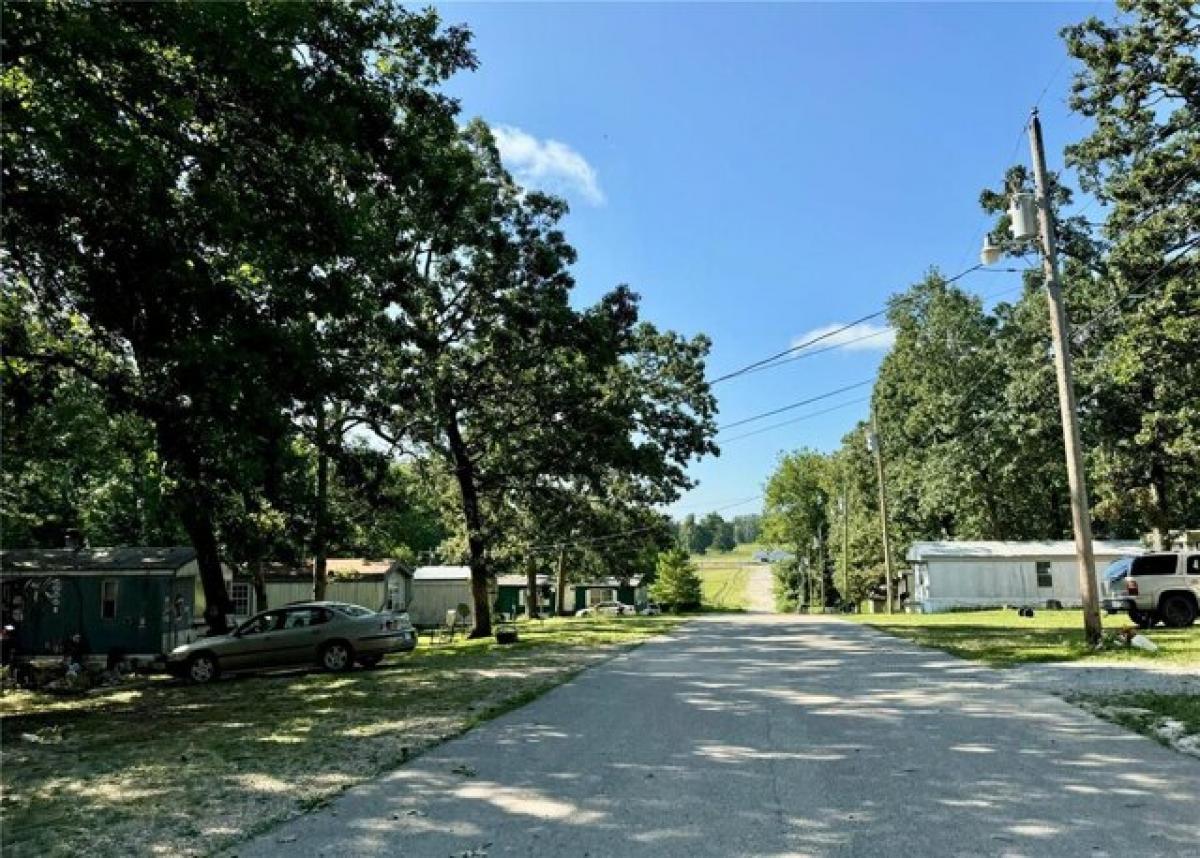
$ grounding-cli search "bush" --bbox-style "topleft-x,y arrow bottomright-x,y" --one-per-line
649,548 -> 702,611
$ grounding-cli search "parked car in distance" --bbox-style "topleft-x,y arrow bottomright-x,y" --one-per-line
575,601 -> 634,617
1101,551 -> 1200,628
639,602 -> 662,616
166,601 -> 417,683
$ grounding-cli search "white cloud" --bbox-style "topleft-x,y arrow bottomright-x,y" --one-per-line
792,322 -> 896,352
491,125 -> 605,206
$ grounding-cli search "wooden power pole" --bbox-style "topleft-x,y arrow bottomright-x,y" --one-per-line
840,479 -> 850,608
1028,108 -> 1103,647
868,409 -> 895,614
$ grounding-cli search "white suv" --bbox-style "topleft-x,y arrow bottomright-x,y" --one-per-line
1101,551 -> 1200,628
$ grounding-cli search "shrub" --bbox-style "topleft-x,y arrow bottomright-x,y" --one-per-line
649,548 -> 702,611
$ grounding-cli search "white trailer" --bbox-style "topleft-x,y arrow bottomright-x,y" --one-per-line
906,540 -> 1145,613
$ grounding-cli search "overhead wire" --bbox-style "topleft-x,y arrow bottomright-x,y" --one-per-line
716,379 -> 875,432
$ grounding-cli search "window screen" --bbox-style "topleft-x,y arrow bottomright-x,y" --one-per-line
1036,562 -> 1053,588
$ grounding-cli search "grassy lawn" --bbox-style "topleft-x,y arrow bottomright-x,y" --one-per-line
848,609 -> 1200,667
692,546 -> 760,610
1070,692 -> 1200,758
697,565 -> 750,610
0,615 -> 684,858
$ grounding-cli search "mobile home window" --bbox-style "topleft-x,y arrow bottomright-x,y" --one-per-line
101,580 -> 118,619
230,582 -> 250,616
1036,562 -> 1053,588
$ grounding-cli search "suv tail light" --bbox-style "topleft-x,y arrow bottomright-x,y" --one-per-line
1126,579 -> 1139,595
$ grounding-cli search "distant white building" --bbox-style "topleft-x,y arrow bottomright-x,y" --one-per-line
905,540 -> 1145,613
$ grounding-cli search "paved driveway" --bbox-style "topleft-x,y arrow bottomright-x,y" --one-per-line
236,614 -> 1200,857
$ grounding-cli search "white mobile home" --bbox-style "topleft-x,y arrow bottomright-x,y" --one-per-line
906,540 -> 1144,613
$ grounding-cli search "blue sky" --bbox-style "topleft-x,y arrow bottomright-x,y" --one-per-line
435,1 -> 1106,519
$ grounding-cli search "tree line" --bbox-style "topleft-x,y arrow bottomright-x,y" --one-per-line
1,2 -> 718,637
674,512 -> 762,555
762,1 -> 1198,609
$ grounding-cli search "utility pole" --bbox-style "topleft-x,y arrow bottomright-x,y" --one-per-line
868,409 -> 895,614
1028,108 -> 1102,646
840,479 -> 850,608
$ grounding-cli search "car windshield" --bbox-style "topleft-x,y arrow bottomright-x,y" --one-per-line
332,604 -> 374,618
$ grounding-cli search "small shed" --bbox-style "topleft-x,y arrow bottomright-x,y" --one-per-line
0,547 -> 227,664
905,540 -> 1145,613
409,566 -> 483,628
231,558 -> 411,619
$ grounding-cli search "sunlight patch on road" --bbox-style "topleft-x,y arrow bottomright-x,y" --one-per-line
454,782 -> 606,824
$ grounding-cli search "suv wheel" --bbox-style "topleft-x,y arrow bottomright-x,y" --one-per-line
1129,609 -> 1158,629
1159,594 -> 1197,629
320,641 -> 353,672
187,653 -> 219,684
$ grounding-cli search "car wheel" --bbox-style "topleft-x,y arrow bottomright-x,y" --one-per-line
1129,609 -> 1157,629
1159,594 -> 1197,629
187,653 -> 218,684
320,641 -> 354,672
358,654 -> 383,669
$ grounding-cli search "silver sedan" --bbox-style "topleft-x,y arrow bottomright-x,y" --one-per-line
166,601 -> 417,683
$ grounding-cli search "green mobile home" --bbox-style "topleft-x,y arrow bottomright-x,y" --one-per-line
0,547 -> 223,666
495,575 -> 647,616
570,577 -> 646,612
495,574 -> 556,618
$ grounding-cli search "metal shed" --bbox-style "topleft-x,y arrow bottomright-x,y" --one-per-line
409,566 -> 480,628
905,540 -> 1145,613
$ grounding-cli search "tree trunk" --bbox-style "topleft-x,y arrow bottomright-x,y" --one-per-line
525,561 -> 539,620
442,407 -> 493,638
252,558 -> 268,613
158,422 -> 231,634
313,404 -> 329,601
1149,456 -> 1170,550
555,549 -> 567,616
177,497 -> 231,634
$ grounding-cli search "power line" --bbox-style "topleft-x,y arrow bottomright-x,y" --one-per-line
707,263 -> 1018,386
717,396 -> 871,445
717,379 -> 875,432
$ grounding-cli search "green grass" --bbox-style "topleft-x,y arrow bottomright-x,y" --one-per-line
848,609 -> 1200,667
1070,692 -> 1200,754
0,615 -> 684,858
697,566 -> 749,610
692,545 -> 761,610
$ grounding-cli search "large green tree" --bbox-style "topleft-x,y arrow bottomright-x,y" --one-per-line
373,124 -> 717,636
2,2 -> 473,630
1063,0 -> 1200,544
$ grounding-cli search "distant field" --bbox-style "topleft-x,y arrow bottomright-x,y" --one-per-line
693,544 -> 762,610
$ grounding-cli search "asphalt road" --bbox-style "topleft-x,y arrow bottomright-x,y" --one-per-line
235,615 -> 1200,857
